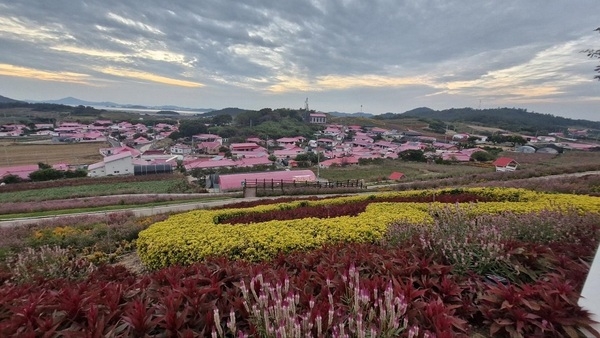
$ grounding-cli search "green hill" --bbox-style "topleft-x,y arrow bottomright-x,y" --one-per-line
380,107 -> 600,133
200,107 -> 248,117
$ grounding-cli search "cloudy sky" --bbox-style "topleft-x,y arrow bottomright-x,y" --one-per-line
1,1 -> 599,120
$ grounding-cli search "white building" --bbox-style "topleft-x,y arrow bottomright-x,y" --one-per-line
309,113 -> 327,124
88,151 -> 134,177
170,144 -> 193,155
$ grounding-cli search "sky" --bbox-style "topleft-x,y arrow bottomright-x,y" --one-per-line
1,1 -> 599,120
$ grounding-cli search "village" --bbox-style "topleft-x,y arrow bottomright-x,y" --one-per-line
0,111 -> 598,191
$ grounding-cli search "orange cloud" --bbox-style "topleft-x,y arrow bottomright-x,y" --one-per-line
0,63 -> 90,84
97,67 -> 204,87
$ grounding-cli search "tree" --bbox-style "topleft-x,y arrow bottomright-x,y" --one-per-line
585,27 -> 600,80
471,151 -> 496,162
29,168 -> 64,181
64,169 -> 88,178
1,174 -> 21,184
178,120 -> 208,138
399,150 -> 427,162
211,114 -> 233,126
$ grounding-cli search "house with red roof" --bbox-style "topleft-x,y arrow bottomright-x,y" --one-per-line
194,133 -> 223,144
460,148 -> 486,157
83,131 -> 106,141
273,147 -> 305,159
230,143 -> 267,158
230,142 -> 261,152
492,157 -> 518,172
133,136 -> 152,145
319,156 -> 360,168
0,164 -> 41,180
442,152 -> 471,162
198,141 -> 222,155
433,142 -> 459,151
246,137 -> 264,145
0,163 -> 73,181
388,172 -> 405,181
397,142 -> 424,153
369,127 -> 388,135
317,138 -> 337,147
323,126 -> 342,136
100,146 -> 141,158
373,141 -> 395,150
184,158 -> 237,171
94,120 -> 113,126
141,149 -> 167,160
237,157 -> 274,168
276,137 -> 304,147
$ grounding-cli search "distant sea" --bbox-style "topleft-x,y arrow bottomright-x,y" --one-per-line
92,106 -> 204,115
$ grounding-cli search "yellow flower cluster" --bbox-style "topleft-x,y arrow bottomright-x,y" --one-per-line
136,188 -> 600,269
33,226 -> 82,241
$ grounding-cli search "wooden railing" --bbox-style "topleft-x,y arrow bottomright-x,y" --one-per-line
243,179 -> 364,191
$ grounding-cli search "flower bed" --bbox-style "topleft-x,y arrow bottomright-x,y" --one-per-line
2,187 -> 600,336
1,238 -> 597,337
220,193 -> 491,225
136,188 -> 600,270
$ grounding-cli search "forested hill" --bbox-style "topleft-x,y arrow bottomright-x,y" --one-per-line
200,107 -> 247,117
380,107 -> 600,133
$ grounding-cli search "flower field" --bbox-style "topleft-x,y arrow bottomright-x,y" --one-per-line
1,187 -> 600,336
137,188 -> 600,269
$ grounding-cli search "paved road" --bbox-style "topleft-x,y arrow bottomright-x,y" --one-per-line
0,197 -> 260,228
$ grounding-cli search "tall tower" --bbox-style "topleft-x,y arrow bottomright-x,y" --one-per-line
304,98 -> 309,111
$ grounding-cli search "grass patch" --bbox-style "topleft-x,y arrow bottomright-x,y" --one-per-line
0,197 -> 231,220
319,159 -> 490,183
0,179 -> 192,202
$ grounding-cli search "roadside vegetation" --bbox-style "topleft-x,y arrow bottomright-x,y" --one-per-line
0,176 -> 201,203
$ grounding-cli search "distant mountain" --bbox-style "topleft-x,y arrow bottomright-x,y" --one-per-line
392,107 -> 600,133
403,107 -> 436,115
32,97 -> 119,107
328,111 -> 374,118
0,95 -> 22,104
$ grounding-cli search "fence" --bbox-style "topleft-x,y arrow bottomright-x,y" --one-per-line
243,179 -> 364,191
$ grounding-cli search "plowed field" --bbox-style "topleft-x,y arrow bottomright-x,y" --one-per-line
0,141 -> 107,166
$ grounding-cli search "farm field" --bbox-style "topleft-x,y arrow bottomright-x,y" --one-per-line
319,159 -> 491,182
319,151 -> 600,184
0,141 -> 107,166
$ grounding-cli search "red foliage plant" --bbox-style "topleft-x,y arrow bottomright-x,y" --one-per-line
218,193 -> 491,225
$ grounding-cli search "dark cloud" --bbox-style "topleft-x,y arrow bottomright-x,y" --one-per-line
0,0 -> 599,118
